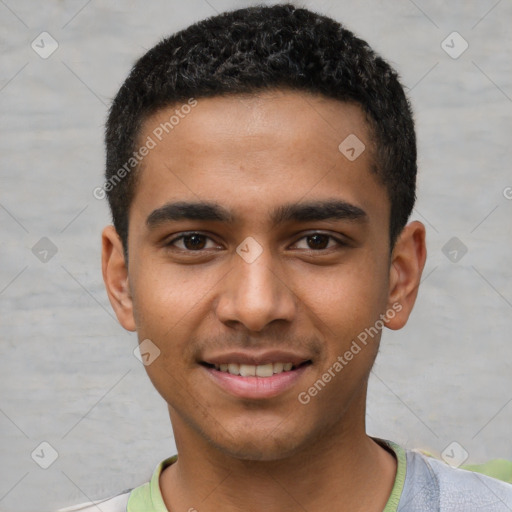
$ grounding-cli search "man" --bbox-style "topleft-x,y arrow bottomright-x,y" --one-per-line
63,4 -> 512,511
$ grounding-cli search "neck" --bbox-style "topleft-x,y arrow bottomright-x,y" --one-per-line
160,405 -> 396,512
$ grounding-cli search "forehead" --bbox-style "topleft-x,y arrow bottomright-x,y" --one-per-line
130,90 -> 388,229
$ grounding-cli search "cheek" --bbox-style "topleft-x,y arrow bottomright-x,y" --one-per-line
131,261 -> 199,331
130,263 -> 216,375
300,256 -> 388,338
131,268 -> 201,400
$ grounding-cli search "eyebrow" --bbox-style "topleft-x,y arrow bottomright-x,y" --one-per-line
146,199 -> 368,229
272,200 -> 367,224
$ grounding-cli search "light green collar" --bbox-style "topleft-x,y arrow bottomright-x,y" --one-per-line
373,438 -> 407,512
127,455 -> 177,511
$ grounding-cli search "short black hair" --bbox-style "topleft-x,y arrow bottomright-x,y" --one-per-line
105,3 -> 416,257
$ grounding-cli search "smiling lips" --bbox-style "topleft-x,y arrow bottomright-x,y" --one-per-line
214,362 -> 294,377
202,350 -> 311,377
201,351 -> 312,399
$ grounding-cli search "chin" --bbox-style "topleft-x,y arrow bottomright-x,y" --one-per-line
217,440 -> 301,462
206,422 -> 309,462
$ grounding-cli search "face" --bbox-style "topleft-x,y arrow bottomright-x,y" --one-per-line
103,90 -> 425,461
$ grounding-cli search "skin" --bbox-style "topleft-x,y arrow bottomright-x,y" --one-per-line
102,90 -> 426,512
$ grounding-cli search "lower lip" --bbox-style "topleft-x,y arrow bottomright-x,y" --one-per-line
203,364 -> 310,400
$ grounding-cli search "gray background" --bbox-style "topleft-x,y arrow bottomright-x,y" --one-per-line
1,1 -> 511,511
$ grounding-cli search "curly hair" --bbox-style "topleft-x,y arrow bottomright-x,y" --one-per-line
105,3 -> 416,256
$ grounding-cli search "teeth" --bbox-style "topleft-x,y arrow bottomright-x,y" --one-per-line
239,364 -> 256,377
228,363 -> 239,375
273,362 -> 284,373
256,363 -> 274,377
215,362 -> 296,377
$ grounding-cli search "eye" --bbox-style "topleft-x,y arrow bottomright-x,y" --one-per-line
166,232 -> 220,251
293,233 -> 345,251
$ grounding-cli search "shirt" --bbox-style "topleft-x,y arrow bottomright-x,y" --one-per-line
57,439 -> 512,512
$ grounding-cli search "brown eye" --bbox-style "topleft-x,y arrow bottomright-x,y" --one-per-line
293,233 -> 344,251
167,233 -> 218,251
293,232 -> 349,255
182,234 -> 207,250
306,234 -> 330,250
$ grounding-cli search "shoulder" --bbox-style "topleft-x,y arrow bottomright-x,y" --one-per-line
56,490 -> 131,512
402,448 -> 512,511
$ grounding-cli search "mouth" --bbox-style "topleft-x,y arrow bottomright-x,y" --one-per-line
201,360 -> 311,377
200,355 -> 312,400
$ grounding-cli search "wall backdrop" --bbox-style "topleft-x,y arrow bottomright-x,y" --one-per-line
1,1 -> 511,510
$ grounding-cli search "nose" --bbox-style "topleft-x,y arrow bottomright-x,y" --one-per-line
215,245 -> 297,332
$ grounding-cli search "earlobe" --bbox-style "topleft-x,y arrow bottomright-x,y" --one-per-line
385,221 -> 427,330
101,225 -> 137,332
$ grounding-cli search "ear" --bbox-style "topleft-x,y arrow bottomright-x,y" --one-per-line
385,221 -> 427,330
101,225 -> 136,331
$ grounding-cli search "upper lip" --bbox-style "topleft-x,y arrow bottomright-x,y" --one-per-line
201,350 -> 312,366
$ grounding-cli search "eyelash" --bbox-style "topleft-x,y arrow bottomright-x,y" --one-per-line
165,231 -> 347,252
